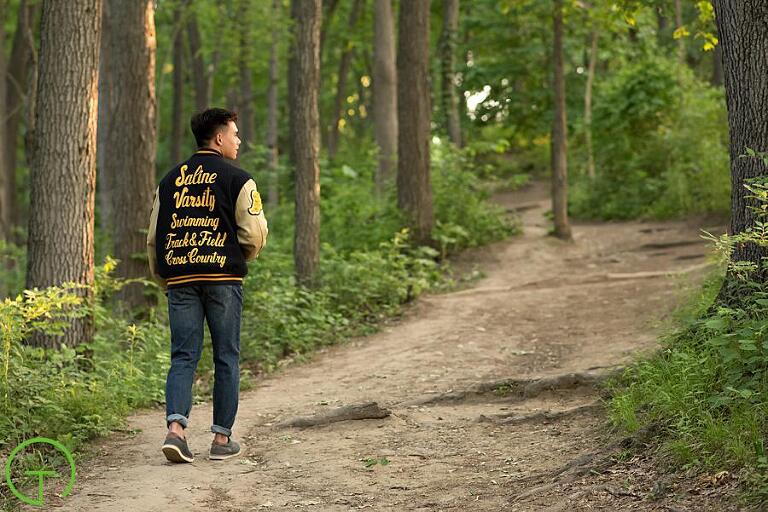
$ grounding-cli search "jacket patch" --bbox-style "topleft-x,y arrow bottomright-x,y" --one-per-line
248,189 -> 263,216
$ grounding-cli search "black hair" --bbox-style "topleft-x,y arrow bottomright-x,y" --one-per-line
190,108 -> 238,147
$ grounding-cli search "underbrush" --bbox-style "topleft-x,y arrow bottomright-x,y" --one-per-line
607,177 -> 768,506
569,53 -> 730,220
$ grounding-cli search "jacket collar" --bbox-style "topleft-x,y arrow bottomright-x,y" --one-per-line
195,147 -> 223,157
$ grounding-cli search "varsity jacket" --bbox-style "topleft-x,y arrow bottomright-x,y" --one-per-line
146,148 -> 268,289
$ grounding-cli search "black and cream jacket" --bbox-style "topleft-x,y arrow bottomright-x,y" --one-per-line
146,148 -> 268,289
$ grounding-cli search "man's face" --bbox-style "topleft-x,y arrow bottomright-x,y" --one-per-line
214,121 -> 241,160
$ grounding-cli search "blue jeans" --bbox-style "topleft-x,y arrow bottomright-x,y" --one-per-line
165,283 -> 243,437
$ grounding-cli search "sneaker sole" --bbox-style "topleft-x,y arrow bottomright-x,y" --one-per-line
162,443 -> 194,463
209,450 -> 242,461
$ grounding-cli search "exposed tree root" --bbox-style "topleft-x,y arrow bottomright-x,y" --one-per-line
605,261 -> 712,280
397,370 -> 618,408
638,240 -> 704,250
511,423 -> 662,504
476,401 -> 602,425
276,401 -> 391,428
537,484 -> 642,512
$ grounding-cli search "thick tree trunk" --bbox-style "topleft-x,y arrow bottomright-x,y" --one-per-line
439,0 -> 462,147
4,0 -> 38,242
712,0 -> 768,302
327,0 -> 364,160
186,5 -> 208,114
102,0 -> 157,312
170,3 -> 184,164
397,0 -> 434,246
373,0 -> 397,195
551,0 -> 572,241
237,0 -> 255,153
584,29 -> 598,180
26,0 -> 102,348
289,0 -> 322,285
267,0 -> 280,209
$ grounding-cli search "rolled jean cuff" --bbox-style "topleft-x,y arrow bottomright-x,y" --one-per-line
211,424 -> 232,437
167,414 -> 189,429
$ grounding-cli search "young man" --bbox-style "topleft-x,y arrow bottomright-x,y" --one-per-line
147,108 -> 268,463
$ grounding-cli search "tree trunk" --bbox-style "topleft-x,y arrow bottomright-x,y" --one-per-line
170,3 -> 184,164
186,4 -> 208,114
267,0 -> 280,209
97,1 -> 112,235
584,29 -> 598,180
26,0 -> 102,348
675,0 -> 685,65
0,0 -> 9,244
711,0 -> 768,303
320,0 -> 340,57
237,0 -> 255,153
102,0 -> 157,312
551,0 -> 572,241
439,0 -> 462,147
4,0 -> 39,242
373,0 -> 397,195
327,0 -> 364,160
397,0 -> 434,247
289,0 -> 322,285
712,36 -> 724,87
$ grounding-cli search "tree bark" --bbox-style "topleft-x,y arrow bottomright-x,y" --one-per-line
267,0 -> 280,209
97,1 -> 112,234
289,0 -> 322,285
26,0 -> 102,348
170,3 -> 184,164
186,3 -> 208,114
327,0 -> 364,160
584,29 -> 598,180
551,0 -> 572,241
373,0 -> 397,195
4,0 -> 39,242
712,0 -> 768,302
397,0 -> 434,247
102,0 -> 157,312
712,37 -> 724,87
439,0 -> 462,147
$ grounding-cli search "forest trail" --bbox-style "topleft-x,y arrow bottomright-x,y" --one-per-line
53,182 -> 735,512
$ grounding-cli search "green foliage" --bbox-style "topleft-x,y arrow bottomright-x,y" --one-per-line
608,176 -> 768,503
570,54 -> 729,220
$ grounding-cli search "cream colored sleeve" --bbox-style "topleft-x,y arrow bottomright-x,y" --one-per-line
235,179 -> 268,261
146,187 -> 167,289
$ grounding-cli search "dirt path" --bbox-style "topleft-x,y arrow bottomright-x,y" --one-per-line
52,182 -> 737,511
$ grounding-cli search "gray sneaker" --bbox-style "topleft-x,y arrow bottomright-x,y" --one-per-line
162,433 -> 194,463
209,438 -> 241,461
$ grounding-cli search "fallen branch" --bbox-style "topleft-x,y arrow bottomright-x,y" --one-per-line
276,401 -> 391,428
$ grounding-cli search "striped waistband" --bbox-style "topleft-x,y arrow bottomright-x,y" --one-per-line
166,273 -> 243,287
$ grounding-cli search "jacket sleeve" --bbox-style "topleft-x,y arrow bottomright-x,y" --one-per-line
146,187 -> 167,289
235,179 -> 269,261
